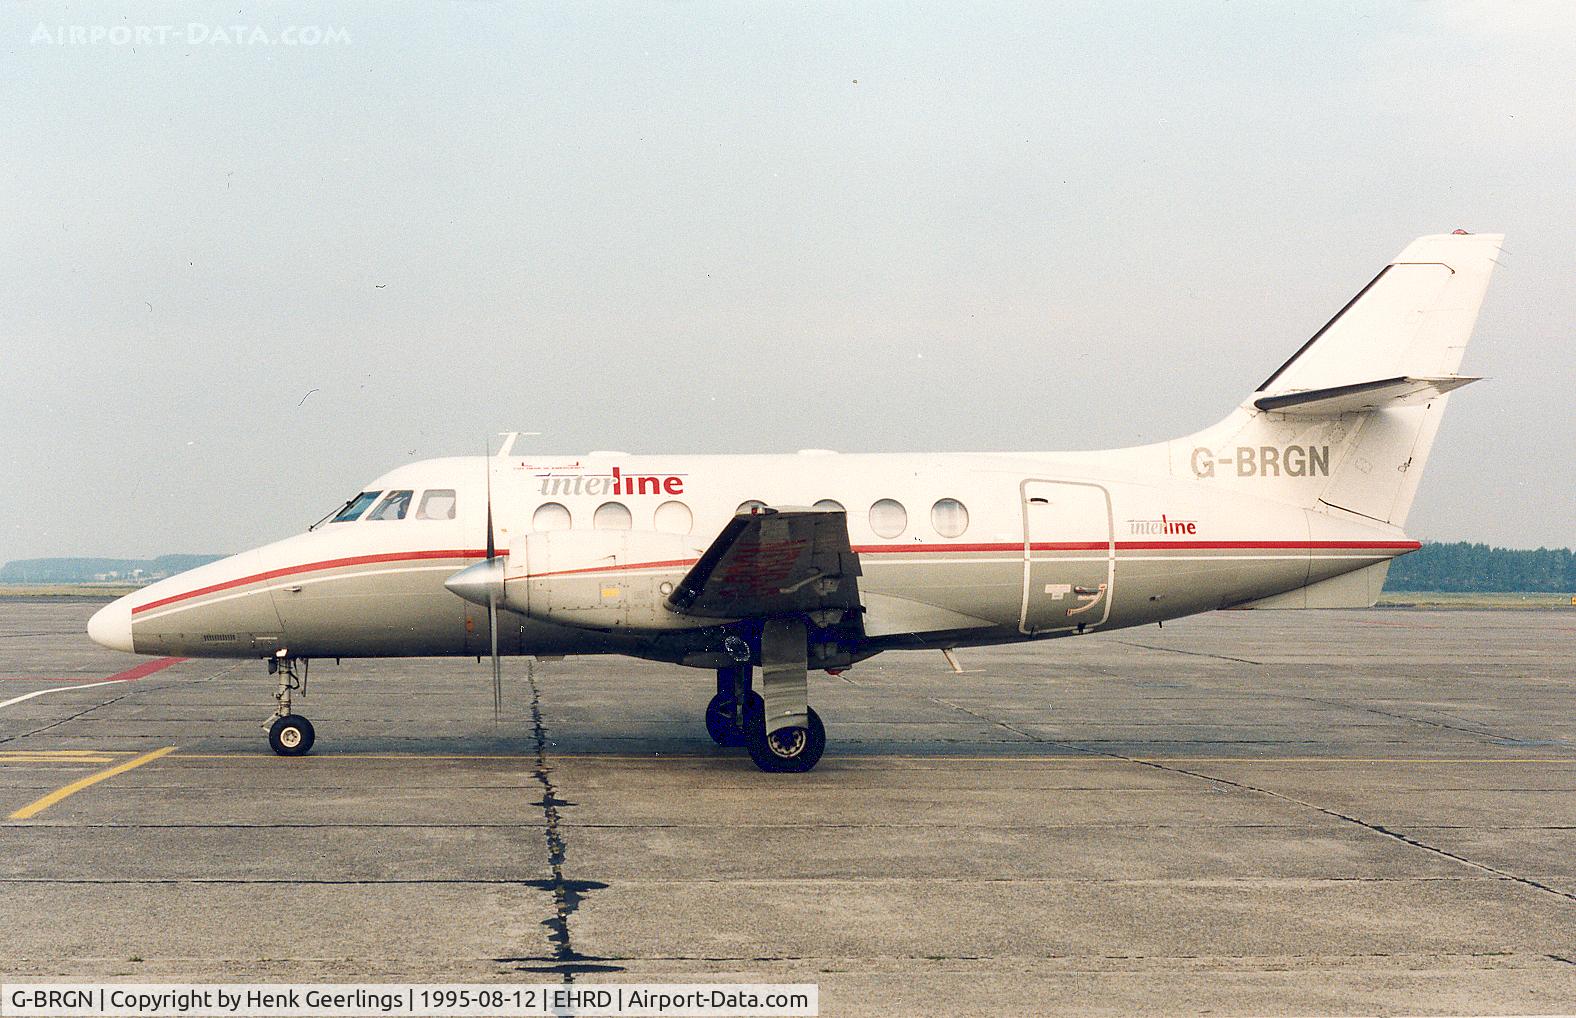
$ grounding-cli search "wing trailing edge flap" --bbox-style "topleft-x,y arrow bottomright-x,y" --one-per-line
666,507 -> 863,621
861,592 -> 996,639
1253,375 -> 1480,417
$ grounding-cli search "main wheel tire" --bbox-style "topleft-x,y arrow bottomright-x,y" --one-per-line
268,715 -> 315,757
744,697 -> 825,773
705,692 -> 746,747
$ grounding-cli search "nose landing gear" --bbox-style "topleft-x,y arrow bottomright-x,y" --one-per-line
264,655 -> 315,756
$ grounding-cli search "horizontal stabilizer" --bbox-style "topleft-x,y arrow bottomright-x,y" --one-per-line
1253,375 -> 1480,416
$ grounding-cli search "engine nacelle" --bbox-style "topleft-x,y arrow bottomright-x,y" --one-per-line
501,529 -> 717,631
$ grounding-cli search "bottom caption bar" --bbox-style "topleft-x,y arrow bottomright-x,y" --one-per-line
0,985 -> 819,1017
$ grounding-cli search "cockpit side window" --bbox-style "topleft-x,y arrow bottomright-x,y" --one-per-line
332,491 -> 382,523
366,490 -> 414,521
416,489 -> 457,520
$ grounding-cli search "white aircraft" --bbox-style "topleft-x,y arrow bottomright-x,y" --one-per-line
89,232 -> 1501,772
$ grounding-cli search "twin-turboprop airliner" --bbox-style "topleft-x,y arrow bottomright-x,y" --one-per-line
89,232 -> 1502,772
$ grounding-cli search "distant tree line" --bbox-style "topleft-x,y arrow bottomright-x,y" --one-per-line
0,555 -> 224,584
1385,542 -> 1575,593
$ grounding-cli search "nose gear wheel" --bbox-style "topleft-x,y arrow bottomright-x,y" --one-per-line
268,715 -> 315,756
263,656 -> 315,756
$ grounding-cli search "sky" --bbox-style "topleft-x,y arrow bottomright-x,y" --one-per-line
2,1 -> 1572,562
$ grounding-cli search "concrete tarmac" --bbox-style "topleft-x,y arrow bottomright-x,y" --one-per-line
0,599 -> 1572,1015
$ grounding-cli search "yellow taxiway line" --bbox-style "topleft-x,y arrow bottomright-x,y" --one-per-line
7,746 -> 176,820
0,750 -> 129,764
0,757 -> 118,765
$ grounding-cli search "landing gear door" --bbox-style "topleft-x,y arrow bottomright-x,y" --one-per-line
1020,480 -> 1115,635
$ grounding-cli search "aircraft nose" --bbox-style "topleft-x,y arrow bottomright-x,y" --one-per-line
444,559 -> 504,608
88,597 -> 135,653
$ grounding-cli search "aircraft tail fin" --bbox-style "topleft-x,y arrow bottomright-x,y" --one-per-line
1255,232 -> 1502,394
1174,232 -> 1503,527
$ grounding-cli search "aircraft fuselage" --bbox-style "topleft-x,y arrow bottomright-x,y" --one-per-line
93,449 -> 1416,664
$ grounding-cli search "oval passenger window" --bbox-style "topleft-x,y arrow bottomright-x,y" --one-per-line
868,498 -> 907,539
930,498 -> 969,538
654,500 -> 693,534
736,500 -> 767,514
594,502 -> 633,530
813,499 -> 845,513
532,502 -> 572,531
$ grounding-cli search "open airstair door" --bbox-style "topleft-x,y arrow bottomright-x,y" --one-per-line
1020,480 -> 1115,635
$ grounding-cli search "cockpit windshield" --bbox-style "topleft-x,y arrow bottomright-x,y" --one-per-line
309,487 -> 450,531
331,491 -> 382,524
366,489 -> 415,521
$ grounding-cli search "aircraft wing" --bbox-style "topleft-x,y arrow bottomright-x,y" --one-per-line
1253,375 -> 1480,416
666,507 -> 863,620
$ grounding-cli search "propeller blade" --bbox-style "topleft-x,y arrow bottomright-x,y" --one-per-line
485,446 -> 496,562
485,441 -> 501,722
490,591 -> 501,722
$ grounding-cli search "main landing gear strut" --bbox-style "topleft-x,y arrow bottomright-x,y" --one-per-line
264,654 -> 315,756
704,619 -> 826,773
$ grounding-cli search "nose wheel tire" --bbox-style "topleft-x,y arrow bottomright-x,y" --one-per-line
743,695 -> 825,773
268,715 -> 315,757
705,692 -> 747,747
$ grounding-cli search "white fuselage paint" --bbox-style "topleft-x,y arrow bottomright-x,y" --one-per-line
106,447 -> 1417,665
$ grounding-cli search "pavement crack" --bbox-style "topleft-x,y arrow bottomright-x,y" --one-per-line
1281,693 -> 1520,744
909,682 -> 1576,906
925,694 -> 1039,742
518,658 -> 618,981
1108,641 -> 1264,666
1094,752 -> 1576,905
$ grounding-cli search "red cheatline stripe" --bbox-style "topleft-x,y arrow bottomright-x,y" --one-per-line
855,542 -> 1031,554
0,657 -> 186,682
131,549 -> 497,614
1115,539 -> 1419,551
858,540 -> 1420,553
130,539 -> 1421,614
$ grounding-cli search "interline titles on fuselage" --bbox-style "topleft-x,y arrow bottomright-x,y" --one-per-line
537,466 -> 685,497
1127,515 -> 1199,535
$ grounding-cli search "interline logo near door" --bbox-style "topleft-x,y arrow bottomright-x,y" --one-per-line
1127,515 -> 1198,535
